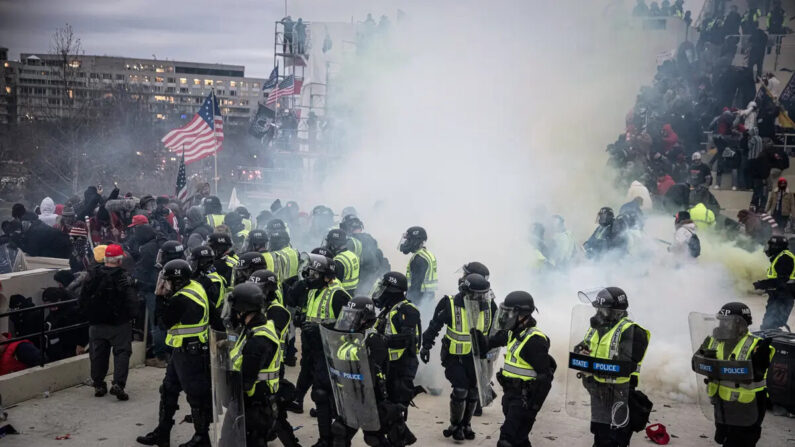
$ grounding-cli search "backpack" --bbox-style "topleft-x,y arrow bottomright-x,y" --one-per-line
688,232 -> 701,258
81,268 -> 127,324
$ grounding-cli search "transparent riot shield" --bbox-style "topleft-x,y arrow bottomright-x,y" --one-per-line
688,312 -> 758,427
565,304 -> 634,427
320,326 -> 382,431
464,293 -> 499,408
210,329 -> 246,446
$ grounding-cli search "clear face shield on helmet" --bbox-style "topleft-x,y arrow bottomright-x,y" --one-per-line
155,271 -> 174,296
233,264 -> 253,287
713,314 -> 748,341
371,278 -> 387,305
495,303 -> 520,331
334,306 -> 367,333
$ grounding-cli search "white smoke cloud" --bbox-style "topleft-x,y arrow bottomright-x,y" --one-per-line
293,0 -> 780,401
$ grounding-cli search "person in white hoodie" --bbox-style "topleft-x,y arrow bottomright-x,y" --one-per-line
625,180 -> 653,210
38,197 -> 58,227
670,210 -> 698,258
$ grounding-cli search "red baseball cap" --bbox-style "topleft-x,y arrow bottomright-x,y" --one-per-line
128,214 -> 149,227
104,244 -> 124,258
646,423 -> 670,445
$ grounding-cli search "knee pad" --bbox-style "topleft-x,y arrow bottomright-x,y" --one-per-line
497,440 -> 514,447
331,419 -> 348,438
451,387 -> 468,401
311,387 -> 329,403
467,388 -> 479,403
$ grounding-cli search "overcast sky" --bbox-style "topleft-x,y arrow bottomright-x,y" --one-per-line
0,0 -> 404,78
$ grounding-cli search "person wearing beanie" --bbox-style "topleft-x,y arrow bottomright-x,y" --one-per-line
42,286 -> 88,361
79,243 -> 138,400
765,177 -> 794,230
670,211 -> 699,258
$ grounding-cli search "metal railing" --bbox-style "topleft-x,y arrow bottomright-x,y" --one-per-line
700,130 -> 795,155
723,34 -> 794,72
0,299 -> 89,368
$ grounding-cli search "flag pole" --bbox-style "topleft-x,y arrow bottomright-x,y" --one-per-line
212,89 -> 219,195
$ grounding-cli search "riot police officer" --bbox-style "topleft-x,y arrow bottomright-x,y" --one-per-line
372,272 -> 422,419
583,207 -> 628,260
268,228 -> 301,366
420,272 -> 496,441
247,269 -> 290,373
187,245 -> 225,310
753,236 -> 795,330
204,196 -> 225,228
692,302 -> 774,447
208,232 -> 238,286
245,229 -> 269,252
573,287 -> 650,447
324,228 -> 360,295
399,226 -> 437,305
235,206 -> 253,233
137,260 -> 214,447
268,229 -> 301,284
472,291 -> 555,447
155,240 -> 186,269
224,283 -> 301,447
341,215 -> 389,295
329,296 -> 416,447
235,252 -> 268,286
284,254 -> 350,446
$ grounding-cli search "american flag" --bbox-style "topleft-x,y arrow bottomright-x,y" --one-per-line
161,92 -> 224,164
175,150 -> 188,201
266,75 -> 297,106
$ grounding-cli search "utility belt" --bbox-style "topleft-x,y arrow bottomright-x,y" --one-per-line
497,372 -> 535,392
175,339 -> 208,355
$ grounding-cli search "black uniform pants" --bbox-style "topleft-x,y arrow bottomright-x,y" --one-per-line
714,399 -> 766,447
590,422 -> 633,447
443,354 -> 477,389
159,345 -> 212,432
311,344 -> 336,442
295,328 -> 315,399
500,390 -> 538,447
388,356 -> 419,411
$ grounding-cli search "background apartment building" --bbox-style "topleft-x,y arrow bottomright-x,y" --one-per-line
0,49 -> 266,126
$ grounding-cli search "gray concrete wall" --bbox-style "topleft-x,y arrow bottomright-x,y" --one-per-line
0,340 -> 145,406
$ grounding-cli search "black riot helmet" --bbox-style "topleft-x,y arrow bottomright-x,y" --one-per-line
340,214 -> 364,234
765,235 -> 789,259
399,226 -> 427,254
228,283 -> 265,316
267,229 -> 290,251
247,269 -> 279,298
224,211 -> 244,233
372,271 -> 408,309
266,218 -> 287,234
302,253 -> 336,289
323,228 -> 349,254
496,291 -> 537,331
597,207 -> 615,226
235,252 -> 266,284
311,247 -> 334,259
714,302 -> 752,341
235,206 -> 250,219
459,273 -> 490,295
208,232 -> 233,258
334,296 -> 377,333
203,196 -> 222,215
156,259 -> 192,297
246,229 -> 269,252
187,245 -> 215,274
580,287 -> 628,328
156,240 -> 186,269
461,261 -> 490,280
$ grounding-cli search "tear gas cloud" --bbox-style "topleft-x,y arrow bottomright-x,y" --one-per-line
287,0 -> 769,400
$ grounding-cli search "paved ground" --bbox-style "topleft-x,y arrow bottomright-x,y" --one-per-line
2,363 -> 794,447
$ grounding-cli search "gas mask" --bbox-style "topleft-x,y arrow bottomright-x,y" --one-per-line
590,307 -> 625,329
302,268 -> 325,289
712,315 -> 748,342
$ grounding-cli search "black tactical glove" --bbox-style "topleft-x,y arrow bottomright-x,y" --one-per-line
419,347 -> 430,364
